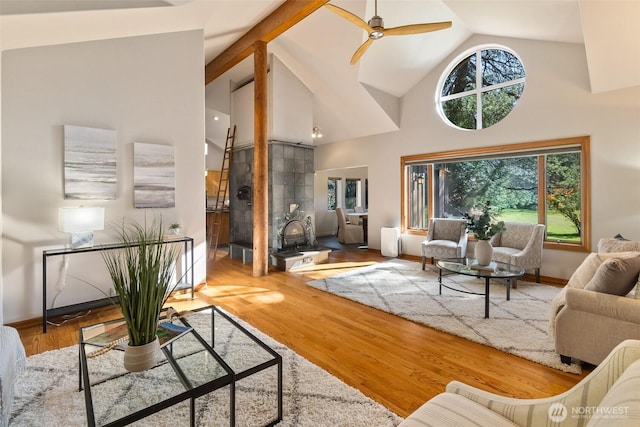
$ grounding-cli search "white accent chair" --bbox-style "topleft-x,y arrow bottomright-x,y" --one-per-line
490,222 -> 545,283
399,339 -> 640,427
336,207 -> 364,244
421,218 -> 468,270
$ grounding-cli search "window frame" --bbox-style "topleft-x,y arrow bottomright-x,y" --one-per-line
437,44 -> 526,130
400,136 -> 591,252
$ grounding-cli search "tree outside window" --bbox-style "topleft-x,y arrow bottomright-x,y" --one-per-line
345,178 -> 360,209
546,153 -> 581,240
408,165 -> 428,229
439,46 -> 525,130
327,178 -> 338,211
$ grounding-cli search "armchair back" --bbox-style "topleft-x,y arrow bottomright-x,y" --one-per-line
428,218 -> 468,243
490,222 -> 544,251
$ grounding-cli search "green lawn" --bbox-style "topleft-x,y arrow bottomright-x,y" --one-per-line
495,209 -> 580,242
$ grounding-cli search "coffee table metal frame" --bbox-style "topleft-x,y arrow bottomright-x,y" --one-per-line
78,305 -> 282,427
436,258 -> 524,318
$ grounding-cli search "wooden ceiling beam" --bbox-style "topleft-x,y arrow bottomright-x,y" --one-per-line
204,0 -> 329,84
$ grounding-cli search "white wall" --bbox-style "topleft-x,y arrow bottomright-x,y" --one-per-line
314,166 -> 368,237
315,35 -> 640,280
1,30 -> 207,324
270,55 -> 313,145
0,53 -> 3,323
230,54 -> 314,147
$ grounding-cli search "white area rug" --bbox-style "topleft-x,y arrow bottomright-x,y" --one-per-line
307,258 -> 581,374
10,310 -> 402,426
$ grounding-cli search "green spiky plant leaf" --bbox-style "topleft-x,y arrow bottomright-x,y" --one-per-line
102,218 -> 181,346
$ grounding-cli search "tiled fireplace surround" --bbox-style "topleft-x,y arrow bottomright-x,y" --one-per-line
229,142 -> 316,253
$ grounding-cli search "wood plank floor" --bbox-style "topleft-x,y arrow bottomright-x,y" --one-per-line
12,247 -> 588,418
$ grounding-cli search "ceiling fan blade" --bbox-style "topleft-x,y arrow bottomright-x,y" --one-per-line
350,38 -> 374,65
325,4 -> 373,33
383,21 -> 452,37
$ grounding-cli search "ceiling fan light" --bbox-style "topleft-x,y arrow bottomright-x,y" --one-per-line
312,126 -> 323,139
369,29 -> 384,39
368,15 -> 384,39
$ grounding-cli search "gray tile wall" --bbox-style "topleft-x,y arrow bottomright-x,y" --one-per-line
229,142 -> 315,251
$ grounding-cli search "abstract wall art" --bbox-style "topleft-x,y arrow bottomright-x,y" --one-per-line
64,125 -> 117,200
133,142 -> 175,208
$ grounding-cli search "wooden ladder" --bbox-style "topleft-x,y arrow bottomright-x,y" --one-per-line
208,126 -> 235,260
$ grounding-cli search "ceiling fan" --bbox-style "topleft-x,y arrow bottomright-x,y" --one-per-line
325,0 -> 452,65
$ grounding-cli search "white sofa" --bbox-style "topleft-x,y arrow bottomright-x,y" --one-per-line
399,339 -> 640,426
548,237 -> 640,365
1,326 -> 26,427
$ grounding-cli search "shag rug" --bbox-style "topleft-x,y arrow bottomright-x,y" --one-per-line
10,309 -> 402,426
307,258 -> 581,374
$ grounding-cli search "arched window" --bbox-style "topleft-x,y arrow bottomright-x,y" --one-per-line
437,45 -> 525,130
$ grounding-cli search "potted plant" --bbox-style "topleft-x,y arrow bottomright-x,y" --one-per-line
169,222 -> 181,235
102,218 -> 181,371
463,201 -> 506,265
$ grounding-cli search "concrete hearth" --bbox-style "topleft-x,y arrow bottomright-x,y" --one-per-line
271,248 -> 331,271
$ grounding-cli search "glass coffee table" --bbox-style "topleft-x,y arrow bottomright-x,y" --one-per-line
436,258 -> 524,318
78,306 -> 282,427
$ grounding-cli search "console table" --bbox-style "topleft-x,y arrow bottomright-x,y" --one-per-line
42,236 -> 194,333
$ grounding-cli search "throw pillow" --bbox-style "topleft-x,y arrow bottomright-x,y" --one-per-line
597,237 -> 640,253
585,256 -> 640,296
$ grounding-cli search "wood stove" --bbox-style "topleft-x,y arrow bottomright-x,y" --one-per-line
271,207 -> 330,271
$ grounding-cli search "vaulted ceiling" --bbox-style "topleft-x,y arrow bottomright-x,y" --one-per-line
2,0 -> 639,144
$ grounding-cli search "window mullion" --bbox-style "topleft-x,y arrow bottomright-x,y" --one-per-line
537,155 -> 547,225
476,51 -> 483,129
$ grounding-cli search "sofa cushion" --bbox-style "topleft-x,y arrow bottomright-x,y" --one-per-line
598,237 -> 640,253
587,358 -> 640,426
584,256 -> 640,296
398,392 -> 517,427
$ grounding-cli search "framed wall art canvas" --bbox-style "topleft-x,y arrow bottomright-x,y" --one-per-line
64,125 -> 117,200
134,142 -> 175,208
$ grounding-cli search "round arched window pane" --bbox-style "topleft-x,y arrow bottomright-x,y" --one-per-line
438,46 -> 525,130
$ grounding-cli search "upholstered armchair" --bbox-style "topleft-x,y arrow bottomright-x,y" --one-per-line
489,222 -> 545,283
421,218 -> 468,270
336,207 -> 364,244
399,339 -> 640,427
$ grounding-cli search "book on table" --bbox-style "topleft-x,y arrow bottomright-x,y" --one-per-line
83,321 -> 192,350
469,261 -> 497,273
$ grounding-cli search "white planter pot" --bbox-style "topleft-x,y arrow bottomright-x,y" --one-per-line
123,336 -> 160,372
475,240 -> 493,266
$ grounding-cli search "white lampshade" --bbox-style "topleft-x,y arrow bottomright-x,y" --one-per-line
59,207 -> 105,232
59,207 -> 104,249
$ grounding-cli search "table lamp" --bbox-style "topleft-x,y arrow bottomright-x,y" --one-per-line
58,206 -> 105,249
